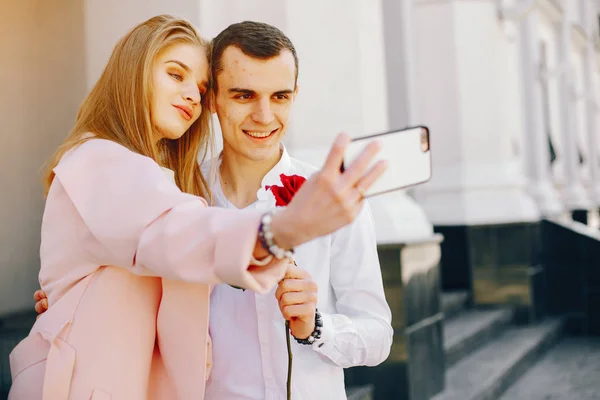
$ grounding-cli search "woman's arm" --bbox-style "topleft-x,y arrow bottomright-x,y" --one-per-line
53,138 -> 286,293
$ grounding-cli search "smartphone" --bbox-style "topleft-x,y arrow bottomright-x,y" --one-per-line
342,126 -> 432,198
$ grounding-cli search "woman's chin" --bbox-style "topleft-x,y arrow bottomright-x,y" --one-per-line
157,127 -> 187,141
167,133 -> 186,141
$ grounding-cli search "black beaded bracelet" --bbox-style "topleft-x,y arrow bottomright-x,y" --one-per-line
293,309 -> 323,345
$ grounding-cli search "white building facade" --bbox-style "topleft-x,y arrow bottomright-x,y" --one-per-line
1,0 -> 599,396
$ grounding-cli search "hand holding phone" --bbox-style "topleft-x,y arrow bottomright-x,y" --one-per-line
342,126 -> 432,198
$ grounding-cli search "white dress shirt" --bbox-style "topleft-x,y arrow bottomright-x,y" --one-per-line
204,147 -> 393,400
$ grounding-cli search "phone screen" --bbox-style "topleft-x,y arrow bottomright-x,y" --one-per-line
342,126 -> 432,197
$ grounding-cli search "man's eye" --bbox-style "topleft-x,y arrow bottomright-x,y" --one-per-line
275,94 -> 289,100
169,73 -> 183,82
236,94 -> 251,100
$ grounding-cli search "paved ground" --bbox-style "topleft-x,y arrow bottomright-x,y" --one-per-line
500,337 -> 600,400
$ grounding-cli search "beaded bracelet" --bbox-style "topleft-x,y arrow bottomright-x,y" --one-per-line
293,309 -> 323,345
259,212 -> 294,260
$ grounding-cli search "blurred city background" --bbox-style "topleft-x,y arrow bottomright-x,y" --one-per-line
2,0 -> 600,399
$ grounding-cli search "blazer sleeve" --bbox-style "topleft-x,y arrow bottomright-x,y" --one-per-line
52,138 -> 285,293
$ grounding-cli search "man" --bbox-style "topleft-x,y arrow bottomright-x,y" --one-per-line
35,20 -> 392,399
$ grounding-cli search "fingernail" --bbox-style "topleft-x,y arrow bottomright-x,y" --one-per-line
42,299 -> 48,308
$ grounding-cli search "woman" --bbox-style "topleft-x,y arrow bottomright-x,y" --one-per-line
8,14 -> 385,400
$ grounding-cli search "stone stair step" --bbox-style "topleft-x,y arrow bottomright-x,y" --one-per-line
499,337 -> 600,399
346,384 -> 374,400
433,318 -> 564,400
441,290 -> 469,319
444,308 -> 513,367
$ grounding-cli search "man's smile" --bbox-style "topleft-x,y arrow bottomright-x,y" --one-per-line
243,128 -> 279,140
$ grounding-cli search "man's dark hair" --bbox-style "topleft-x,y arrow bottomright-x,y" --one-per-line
210,21 -> 299,91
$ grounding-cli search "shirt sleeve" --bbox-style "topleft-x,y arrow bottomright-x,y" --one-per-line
311,201 -> 393,367
52,138 -> 286,293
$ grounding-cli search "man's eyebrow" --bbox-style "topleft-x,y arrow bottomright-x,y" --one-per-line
273,89 -> 294,96
164,60 -> 191,73
228,88 -> 294,96
229,88 -> 256,95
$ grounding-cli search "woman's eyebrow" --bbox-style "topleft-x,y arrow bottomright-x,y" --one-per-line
165,60 -> 191,73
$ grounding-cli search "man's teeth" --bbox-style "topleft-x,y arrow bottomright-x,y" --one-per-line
245,131 -> 273,138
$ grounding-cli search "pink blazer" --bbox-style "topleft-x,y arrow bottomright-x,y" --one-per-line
8,139 -> 286,399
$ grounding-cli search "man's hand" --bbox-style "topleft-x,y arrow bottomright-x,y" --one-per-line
34,290 -> 48,319
275,262 -> 318,340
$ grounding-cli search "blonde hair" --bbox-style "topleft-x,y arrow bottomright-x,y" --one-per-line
43,15 -> 213,199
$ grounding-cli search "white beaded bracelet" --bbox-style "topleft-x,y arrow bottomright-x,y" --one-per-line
259,212 -> 294,260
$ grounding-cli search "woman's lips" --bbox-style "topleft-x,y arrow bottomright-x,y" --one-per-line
174,105 -> 192,121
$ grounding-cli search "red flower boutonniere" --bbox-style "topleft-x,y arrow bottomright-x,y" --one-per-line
265,174 -> 307,206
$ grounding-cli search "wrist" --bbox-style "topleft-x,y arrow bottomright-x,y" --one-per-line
270,209 -> 303,250
293,309 -> 323,345
259,212 -> 295,259
290,315 -> 317,340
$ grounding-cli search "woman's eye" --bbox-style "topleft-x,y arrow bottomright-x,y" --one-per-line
169,73 -> 183,82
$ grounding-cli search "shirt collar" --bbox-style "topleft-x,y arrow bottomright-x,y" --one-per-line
210,143 -> 294,205
259,143 -> 293,190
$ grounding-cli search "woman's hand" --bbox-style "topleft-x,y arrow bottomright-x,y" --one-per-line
271,133 -> 386,249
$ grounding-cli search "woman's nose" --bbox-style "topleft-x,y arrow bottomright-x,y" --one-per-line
182,86 -> 200,105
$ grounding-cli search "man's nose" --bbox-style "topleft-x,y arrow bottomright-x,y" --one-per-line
182,85 -> 200,105
251,99 -> 275,125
